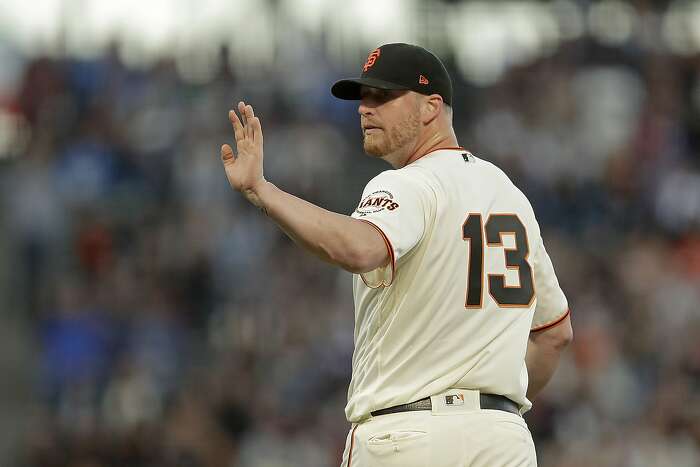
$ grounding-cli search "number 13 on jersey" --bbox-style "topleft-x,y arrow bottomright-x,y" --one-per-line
462,213 -> 535,309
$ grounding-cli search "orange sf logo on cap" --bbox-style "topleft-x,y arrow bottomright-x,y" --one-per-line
363,49 -> 381,72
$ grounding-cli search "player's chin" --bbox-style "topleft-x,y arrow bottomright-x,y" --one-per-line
363,137 -> 388,157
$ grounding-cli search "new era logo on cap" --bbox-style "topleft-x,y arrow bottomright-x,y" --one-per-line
419,75 -> 429,85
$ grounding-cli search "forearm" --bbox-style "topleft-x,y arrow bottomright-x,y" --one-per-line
525,340 -> 564,400
220,102 -> 387,273
525,315 -> 573,401
253,181 -> 388,273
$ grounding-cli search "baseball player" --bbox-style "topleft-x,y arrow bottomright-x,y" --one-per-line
220,43 -> 573,466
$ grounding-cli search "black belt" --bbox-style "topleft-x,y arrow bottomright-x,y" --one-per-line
371,393 -> 520,417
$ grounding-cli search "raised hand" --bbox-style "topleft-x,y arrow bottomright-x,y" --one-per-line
221,101 -> 266,207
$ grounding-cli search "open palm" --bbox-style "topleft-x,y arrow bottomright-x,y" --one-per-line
221,101 -> 265,205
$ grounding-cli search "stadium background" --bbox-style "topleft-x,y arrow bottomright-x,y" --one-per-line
1,0 -> 699,465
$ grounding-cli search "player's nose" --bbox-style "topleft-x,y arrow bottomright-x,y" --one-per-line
358,100 -> 372,116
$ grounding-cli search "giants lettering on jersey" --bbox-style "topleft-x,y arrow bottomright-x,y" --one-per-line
355,190 -> 400,216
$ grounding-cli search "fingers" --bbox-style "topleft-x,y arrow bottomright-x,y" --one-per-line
238,101 -> 247,127
243,103 -> 255,140
227,101 -> 262,152
232,101 -> 257,141
221,143 -> 235,163
252,116 -> 263,144
229,110 -> 244,142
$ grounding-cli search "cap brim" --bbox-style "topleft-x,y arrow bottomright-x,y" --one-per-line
331,77 -> 409,100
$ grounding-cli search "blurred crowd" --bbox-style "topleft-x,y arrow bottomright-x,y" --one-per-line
2,18 -> 700,467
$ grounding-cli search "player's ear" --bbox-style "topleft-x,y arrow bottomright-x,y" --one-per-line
420,94 -> 442,125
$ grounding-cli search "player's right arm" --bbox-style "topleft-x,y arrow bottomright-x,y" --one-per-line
220,102 -> 389,274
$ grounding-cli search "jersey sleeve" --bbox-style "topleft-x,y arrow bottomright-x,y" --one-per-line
351,170 -> 433,288
531,238 -> 570,331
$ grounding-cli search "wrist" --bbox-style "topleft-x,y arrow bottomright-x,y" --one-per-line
243,179 -> 272,212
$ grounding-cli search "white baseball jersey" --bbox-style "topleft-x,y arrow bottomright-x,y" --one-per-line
346,148 -> 569,423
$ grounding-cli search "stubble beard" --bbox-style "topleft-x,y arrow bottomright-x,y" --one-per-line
363,111 -> 420,158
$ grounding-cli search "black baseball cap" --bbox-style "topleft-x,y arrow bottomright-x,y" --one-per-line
331,43 -> 453,106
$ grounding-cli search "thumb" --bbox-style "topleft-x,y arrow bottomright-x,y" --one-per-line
221,144 -> 235,164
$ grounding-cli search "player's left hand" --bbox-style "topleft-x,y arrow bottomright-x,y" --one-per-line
221,101 -> 266,207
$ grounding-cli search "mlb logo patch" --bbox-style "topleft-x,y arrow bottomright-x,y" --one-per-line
445,394 -> 465,406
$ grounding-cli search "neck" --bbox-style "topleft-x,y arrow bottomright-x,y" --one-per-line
388,129 -> 459,169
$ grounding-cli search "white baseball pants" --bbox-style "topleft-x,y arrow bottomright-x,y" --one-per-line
340,389 -> 536,467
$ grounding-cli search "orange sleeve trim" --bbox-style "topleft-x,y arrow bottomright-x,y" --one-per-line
531,308 -> 570,332
357,219 -> 396,288
347,424 -> 358,466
